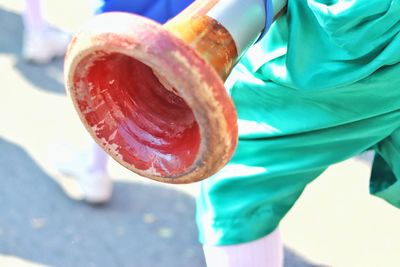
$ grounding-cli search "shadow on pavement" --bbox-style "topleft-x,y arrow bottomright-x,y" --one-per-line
0,137 -> 205,267
0,7 -> 66,95
0,137 -> 323,267
285,250 -> 323,267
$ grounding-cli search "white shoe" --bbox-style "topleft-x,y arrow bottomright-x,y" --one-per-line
74,170 -> 113,205
23,28 -> 71,64
50,144 -> 113,204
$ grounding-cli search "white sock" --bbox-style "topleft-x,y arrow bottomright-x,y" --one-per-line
24,0 -> 46,33
203,228 -> 284,267
88,142 -> 109,174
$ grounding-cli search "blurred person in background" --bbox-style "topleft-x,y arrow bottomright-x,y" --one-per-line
23,0 -> 70,63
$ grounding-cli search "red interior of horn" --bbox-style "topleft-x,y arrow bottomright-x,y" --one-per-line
73,52 -> 200,176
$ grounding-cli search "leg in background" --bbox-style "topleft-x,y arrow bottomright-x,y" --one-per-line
203,228 -> 283,267
22,0 -> 70,63
23,0 -> 46,33
77,142 -> 113,204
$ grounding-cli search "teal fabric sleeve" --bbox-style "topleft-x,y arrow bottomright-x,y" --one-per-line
196,0 -> 400,245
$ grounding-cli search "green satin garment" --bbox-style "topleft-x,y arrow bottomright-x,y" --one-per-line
196,0 -> 400,246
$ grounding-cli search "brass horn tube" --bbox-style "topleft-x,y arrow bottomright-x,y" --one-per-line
65,0 -> 277,184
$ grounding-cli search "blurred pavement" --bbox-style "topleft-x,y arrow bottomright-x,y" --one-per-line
1,1 -> 400,266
